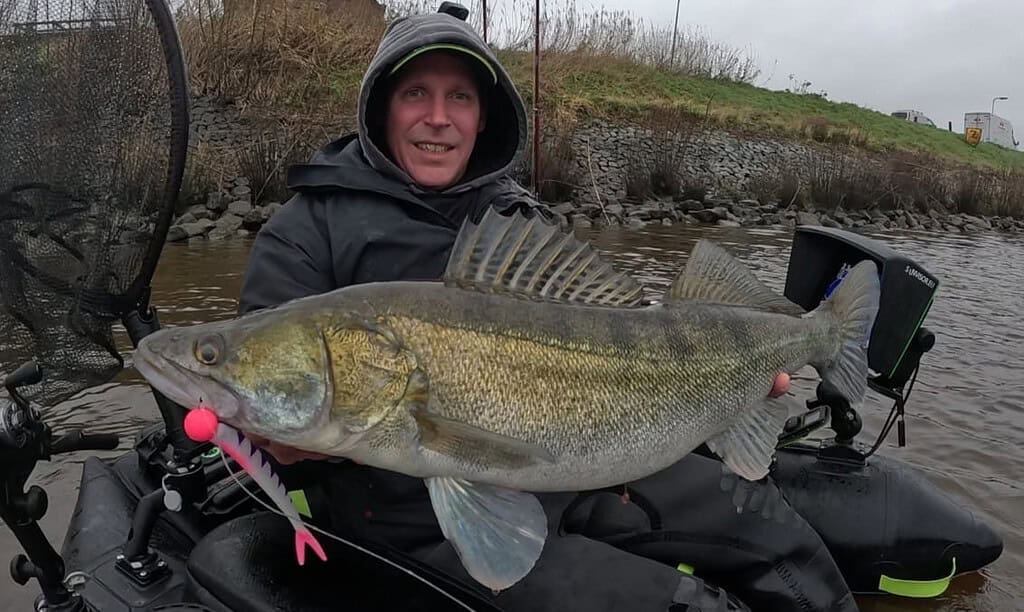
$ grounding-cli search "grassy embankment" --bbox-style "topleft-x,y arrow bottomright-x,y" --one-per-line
175,0 -> 1024,217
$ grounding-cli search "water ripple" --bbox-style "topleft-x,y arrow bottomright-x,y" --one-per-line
2,227 -> 1022,612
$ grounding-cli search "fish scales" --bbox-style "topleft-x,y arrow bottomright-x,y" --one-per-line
327,281 -> 829,491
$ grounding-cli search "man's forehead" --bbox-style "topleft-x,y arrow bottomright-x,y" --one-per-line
392,50 -> 481,84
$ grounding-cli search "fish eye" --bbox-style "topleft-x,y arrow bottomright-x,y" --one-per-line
194,334 -> 225,365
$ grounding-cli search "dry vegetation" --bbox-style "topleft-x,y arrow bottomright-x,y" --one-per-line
171,0 -> 1024,218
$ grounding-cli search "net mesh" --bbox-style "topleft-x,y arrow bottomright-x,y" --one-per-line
0,0 -> 188,406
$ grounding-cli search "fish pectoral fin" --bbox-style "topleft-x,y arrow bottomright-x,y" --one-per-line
414,409 -> 557,469
667,240 -> 805,315
427,477 -> 547,591
706,397 -> 790,481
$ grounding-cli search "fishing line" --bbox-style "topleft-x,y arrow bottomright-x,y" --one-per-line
216,452 -> 478,612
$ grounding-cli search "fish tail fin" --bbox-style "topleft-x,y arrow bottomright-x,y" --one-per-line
810,260 -> 881,405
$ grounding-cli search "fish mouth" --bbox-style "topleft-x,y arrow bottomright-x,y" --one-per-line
133,337 -> 243,421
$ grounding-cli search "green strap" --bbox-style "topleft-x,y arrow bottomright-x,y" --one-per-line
288,490 -> 313,518
676,562 -> 695,575
878,557 -> 956,598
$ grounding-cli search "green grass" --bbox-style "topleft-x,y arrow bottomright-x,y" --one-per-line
495,51 -> 1024,172
177,0 -> 1024,174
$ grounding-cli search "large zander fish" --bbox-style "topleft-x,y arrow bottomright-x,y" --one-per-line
134,207 -> 881,591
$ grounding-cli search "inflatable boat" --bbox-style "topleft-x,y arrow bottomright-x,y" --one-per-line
0,1 -> 1001,610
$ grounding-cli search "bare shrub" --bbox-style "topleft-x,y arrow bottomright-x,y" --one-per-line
620,106 -> 702,199
486,0 -> 760,83
177,141 -> 229,212
513,123 -> 581,202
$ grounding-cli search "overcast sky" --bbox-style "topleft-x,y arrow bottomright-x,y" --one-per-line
565,0 -> 1023,147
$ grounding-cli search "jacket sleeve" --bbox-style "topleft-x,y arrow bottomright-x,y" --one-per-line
237,194 -> 346,315
487,176 -> 556,222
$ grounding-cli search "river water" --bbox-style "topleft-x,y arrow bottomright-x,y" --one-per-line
1,224 -> 1021,611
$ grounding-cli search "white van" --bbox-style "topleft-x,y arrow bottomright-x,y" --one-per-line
891,109 -> 936,128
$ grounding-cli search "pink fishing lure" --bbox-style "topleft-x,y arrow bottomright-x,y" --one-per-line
184,407 -> 327,565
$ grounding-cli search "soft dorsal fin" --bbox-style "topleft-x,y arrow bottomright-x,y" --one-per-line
443,207 -> 645,307
666,240 -> 805,315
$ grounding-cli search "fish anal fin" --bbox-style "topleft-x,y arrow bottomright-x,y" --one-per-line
667,240 -> 805,315
443,206 -> 645,307
706,397 -> 790,481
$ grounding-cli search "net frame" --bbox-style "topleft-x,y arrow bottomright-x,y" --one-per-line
0,0 -> 190,406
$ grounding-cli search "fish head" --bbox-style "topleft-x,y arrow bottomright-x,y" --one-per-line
135,299 -> 421,454
134,310 -> 336,448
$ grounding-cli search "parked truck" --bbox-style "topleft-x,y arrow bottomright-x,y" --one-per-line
964,112 -> 1019,149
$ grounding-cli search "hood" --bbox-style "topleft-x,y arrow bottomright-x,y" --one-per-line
356,8 -> 528,195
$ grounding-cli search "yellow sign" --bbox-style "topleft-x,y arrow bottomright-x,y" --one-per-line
965,127 -> 983,147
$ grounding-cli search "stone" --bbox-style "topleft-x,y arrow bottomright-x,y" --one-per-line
691,208 -> 724,223
261,202 -> 283,221
227,200 -> 252,217
717,219 -> 741,227
796,211 -> 820,226
180,219 -> 216,238
962,214 -> 992,230
174,212 -> 197,226
675,199 -> 704,213
243,209 -> 264,230
205,192 -> 227,214
217,213 -> 244,233
187,205 -> 216,221
551,202 -> 576,216
230,185 -> 252,200
166,225 -> 189,242
688,209 -> 720,224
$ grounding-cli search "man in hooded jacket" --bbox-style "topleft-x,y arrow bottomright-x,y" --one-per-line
237,5 -> 859,612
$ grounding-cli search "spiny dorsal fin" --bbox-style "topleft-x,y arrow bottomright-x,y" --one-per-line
444,207 -> 645,307
665,240 -> 805,315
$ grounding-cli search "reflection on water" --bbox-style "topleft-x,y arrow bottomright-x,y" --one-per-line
2,226 -> 1022,612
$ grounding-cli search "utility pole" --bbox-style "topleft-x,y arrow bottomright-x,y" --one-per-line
670,0 -> 681,66
991,96 -> 1009,143
481,0 -> 487,43
532,0 -> 541,197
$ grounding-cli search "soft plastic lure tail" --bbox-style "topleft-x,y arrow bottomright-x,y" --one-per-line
184,406 -> 327,566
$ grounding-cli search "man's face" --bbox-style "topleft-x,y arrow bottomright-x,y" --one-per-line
385,52 -> 486,189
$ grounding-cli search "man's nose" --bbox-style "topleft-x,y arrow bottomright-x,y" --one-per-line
425,95 -> 451,127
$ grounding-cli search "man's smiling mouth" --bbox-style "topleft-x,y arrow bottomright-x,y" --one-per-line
415,142 -> 454,153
